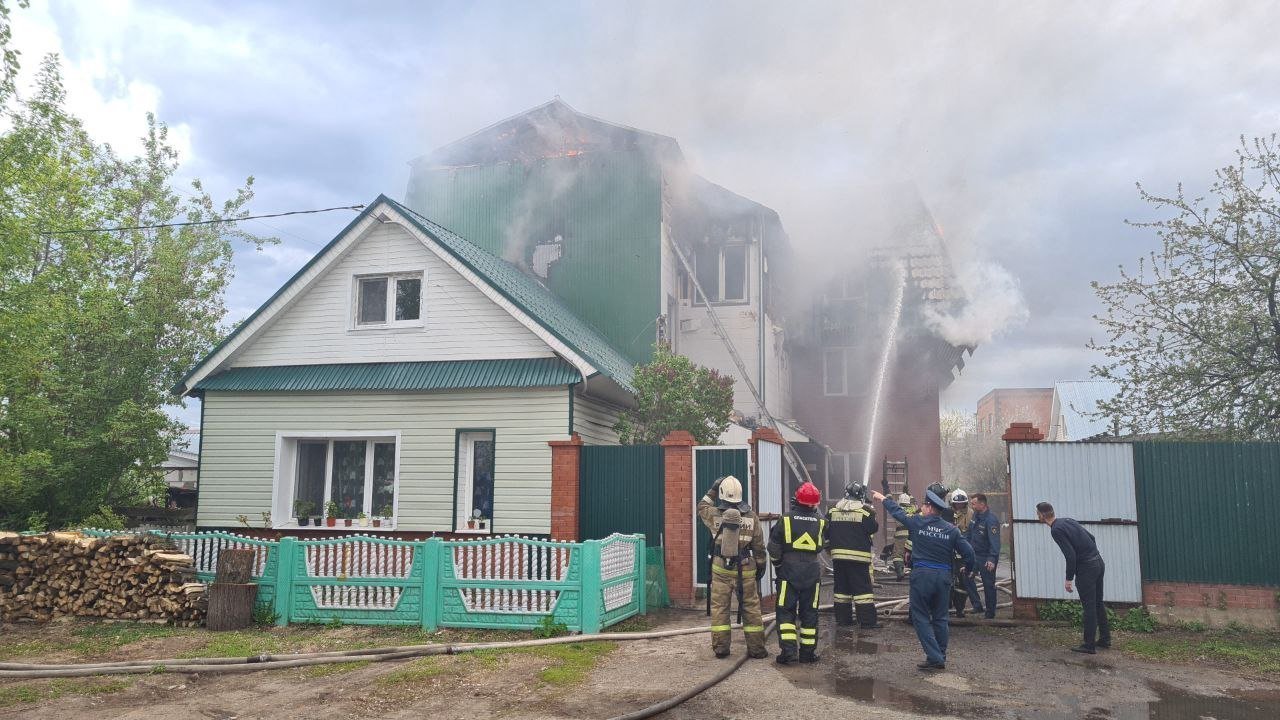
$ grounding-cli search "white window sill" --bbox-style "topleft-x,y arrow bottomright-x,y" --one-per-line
454,527 -> 492,535
279,522 -> 398,532
348,323 -> 424,333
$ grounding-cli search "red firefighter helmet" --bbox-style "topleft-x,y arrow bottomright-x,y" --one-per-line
794,481 -> 821,508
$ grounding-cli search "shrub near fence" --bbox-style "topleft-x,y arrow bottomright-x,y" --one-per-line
80,529 -> 646,633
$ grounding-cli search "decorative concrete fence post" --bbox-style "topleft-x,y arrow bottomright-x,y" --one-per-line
271,536 -> 297,626
580,539 -> 603,634
420,538 -> 442,631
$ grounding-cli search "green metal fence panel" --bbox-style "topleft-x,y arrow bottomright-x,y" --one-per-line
438,535 -> 585,631
579,445 -> 665,546
694,447 -> 750,585
286,535 -> 425,626
1133,442 -> 1280,587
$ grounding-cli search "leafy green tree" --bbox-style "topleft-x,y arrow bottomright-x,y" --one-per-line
1091,135 -> 1280,439
0,47 -> 270,529
939,409 -> 1008,493
614,344 -> 735,445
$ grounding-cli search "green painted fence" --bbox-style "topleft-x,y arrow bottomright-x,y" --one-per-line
79,529 -> 646,633
1133,441 -> 1280,587
579,444 -> 665,546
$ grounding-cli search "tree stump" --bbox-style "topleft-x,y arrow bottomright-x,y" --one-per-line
206,548 -> 259,630
206,583 -> 258,631
215,549 -> 256,584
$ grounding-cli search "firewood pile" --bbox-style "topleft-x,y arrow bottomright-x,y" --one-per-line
0,531 -> 207,626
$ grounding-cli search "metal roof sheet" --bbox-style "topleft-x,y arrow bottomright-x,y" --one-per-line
193,358 -> 581,393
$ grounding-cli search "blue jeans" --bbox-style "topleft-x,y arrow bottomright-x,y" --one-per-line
909,567 -> 952,665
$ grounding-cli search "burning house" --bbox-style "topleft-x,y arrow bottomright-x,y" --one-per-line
406,100 -> 971,501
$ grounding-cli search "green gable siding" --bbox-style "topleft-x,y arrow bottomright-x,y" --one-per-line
406,151 -> 662,365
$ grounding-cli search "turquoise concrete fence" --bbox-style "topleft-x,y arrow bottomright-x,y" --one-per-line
79,529 -> 645,633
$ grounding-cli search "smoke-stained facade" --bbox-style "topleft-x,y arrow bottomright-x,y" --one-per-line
405,101 -> 970,493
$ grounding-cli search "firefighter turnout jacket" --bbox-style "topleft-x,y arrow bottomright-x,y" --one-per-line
767,508 -> 826,586
894,501 -> 918,550
827,498 -> 878,563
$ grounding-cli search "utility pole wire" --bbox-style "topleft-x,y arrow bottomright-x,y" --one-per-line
38,204 -> 366,236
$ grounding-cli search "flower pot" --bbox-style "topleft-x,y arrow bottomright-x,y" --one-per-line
312,517 -> 322,527
358,518 -> 368,527
467,520 -> 476,530
299,517 -> 311,527
372,519 -> 382,528
326,517 -> 336,528
343,519 -> 353,527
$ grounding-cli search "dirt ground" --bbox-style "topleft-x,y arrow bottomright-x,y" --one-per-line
2,605 -> 1278,720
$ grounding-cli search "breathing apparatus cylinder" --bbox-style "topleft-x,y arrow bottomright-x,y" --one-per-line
718,508 -> 742,561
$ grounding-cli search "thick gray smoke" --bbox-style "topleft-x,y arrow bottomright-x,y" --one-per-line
924,261 -> 1029,347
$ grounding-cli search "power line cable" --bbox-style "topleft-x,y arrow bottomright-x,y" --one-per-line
38,204 -> 365,236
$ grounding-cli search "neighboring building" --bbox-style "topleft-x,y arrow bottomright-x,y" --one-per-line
161,431 -> 200,509
174,196 -> 636,535
976,388 -> 1053,436
1048,380 -> 1120,441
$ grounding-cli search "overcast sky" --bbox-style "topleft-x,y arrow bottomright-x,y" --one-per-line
10,1 -> 1280,426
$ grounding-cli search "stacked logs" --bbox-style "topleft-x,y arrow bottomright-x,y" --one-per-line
0,531 -> 207,626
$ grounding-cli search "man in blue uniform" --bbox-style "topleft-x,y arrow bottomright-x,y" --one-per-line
968,493 -> 1001,619
871,482 -> 975,671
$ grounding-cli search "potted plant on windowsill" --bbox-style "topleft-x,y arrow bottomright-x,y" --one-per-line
373,505 -> 392,528
343,511 -> 353,528
294,500 -> 315,527
356,512 -> 368,528
325,501 -> 339,528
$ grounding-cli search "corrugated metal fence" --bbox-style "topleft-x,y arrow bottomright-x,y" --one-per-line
1133,442 -> 1280,587
1009,442 -> 1143,602
579,445 -> 665,547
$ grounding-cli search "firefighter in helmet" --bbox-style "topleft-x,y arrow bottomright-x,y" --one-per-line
769,481 -> 826,664
828,481 -> 880,629
697,475 -> 768,659
892,492 -> 919,580
950,489 -> 975,617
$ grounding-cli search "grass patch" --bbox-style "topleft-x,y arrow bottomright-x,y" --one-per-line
0,638 -> 65,661
0,678 -> 132,708
532,641 -> 615,686
301,660 -> 370,678
69,622 -> 181,654
605,615 -> 653,633
376,657 -> 458,686
181,631 -> 284,658
1121,628 -> 1280,675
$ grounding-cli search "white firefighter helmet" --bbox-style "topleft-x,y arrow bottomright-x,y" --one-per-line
950,488 -> 969,505
898,492 -> 913,505
718,475 -> 744,504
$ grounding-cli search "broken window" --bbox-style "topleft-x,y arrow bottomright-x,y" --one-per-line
823,347 -> 848,396
722,244 -> 747,302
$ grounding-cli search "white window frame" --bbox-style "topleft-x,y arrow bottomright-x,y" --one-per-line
271,431 -> 401,531
455,430 -> 495,535
350,271 -> 425,330
718,244 -> 749,304
823,347 -> 849,396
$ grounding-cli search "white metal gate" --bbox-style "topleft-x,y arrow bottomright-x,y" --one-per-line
756,440 -> 784,598
1010,442 -> 1142,602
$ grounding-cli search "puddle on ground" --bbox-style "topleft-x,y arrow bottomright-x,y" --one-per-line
1021,682 -> 1280,720
784,668 -> 990,717
828,631 -> 905,655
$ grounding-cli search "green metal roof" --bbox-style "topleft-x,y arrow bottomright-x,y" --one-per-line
193,358 -> 581,393
385,197 -> 637,392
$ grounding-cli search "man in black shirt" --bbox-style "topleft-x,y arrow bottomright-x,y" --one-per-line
1037,502 -> 1111,653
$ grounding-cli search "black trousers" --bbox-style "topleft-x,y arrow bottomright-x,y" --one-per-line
832,560 -> 875,606
776,578 -> 820,657
1076,557 -> 1111,648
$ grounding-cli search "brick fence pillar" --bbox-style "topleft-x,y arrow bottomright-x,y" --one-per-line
548,433 -> 584,541
661,430 -> 697,607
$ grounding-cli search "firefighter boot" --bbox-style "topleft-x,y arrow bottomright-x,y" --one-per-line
798,644 -> 819,663
893,558 -> 905,581
834,602 -> 855,627
857,603 -> 882,629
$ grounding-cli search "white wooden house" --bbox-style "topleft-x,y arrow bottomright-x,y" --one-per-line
175,196 -> 635,535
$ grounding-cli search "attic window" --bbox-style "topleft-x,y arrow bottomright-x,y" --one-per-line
355,272 -> 424,328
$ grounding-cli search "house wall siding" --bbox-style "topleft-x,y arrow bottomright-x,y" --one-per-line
198,388 -> 569,534
573,391 -> 623,445
231,223 -> 553,368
